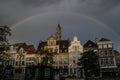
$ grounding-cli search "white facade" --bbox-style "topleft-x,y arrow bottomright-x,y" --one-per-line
26,54 -> 36,67
14,48 -> 26,73
4,46 -> 37,74
68,36 -> 83,77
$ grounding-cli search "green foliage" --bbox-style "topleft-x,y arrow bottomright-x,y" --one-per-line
0,25 -> 11,63
0,25 -> 11,44
78,50 -> 100,78
0,25 -> 11,50
37,50 -> 57,66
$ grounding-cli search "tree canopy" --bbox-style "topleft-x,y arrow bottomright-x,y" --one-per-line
0,25 -> 11,45
37,49 -> 57,66
0,25 -> 11,62
78,50 -> 100,78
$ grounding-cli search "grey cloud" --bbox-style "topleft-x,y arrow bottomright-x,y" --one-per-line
20,0 -> 62,7
0,0 -> 120,51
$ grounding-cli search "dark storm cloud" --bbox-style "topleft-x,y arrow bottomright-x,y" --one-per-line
0,0 -> 120,51
0,0 -> 120,25
20,0 -> 62,7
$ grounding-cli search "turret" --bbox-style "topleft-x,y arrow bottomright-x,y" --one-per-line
56,24 -> 61,40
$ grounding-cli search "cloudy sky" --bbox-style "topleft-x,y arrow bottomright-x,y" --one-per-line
0,0 -> 120,51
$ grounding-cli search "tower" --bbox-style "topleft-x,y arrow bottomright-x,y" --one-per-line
56,24 -> 61,40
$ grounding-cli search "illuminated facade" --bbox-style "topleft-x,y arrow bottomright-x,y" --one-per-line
68,36 -> 83,77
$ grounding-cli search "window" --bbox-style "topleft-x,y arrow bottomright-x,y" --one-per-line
55,49 -> 58,53
21,55 -> 25,60
35,68 -> 39,76
17,55 -> 19,60
59,60 -> 62,64
54,57 -> 58,64
59,57 -> 62,64
98,45 -> 102,48
16,61 -> 18,66
103,44 -> 107,48
74,68 -> 76,74
22,61 -> 24,65
101,59 -> 103,66
104,50 -> 107,56
70,68 -> 72,74
73,59 -> 76,64
109,50 -> 113,55
99,50 -> 103,56
105,58 -> 108,65
19,61 -> 21,66
108,44 -> 112,48
49,48 -> 53,52
110,57 -> 114,65
75,46 -> 77,51
64,58 -> 68,64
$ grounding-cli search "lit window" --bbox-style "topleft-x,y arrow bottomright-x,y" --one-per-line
98,45 -> 102,48
103,44 -> 107,48
108,44 -> 112,48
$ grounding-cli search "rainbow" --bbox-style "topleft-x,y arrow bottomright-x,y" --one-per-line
10,11 -> 120,38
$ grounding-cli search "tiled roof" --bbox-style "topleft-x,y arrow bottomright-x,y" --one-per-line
57,40 -> 69,53
37,40 -> 70,53
14,43 -> 36,53
99,38 -> 111,41
37,41 -> 47,52
83,40 -> 98,48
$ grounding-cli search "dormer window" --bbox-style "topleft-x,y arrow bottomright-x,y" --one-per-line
10,46 -> 14,51
88,44 -> 92,47
19,48 -> 24,54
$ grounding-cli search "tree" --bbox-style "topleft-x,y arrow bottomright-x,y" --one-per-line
78,50 -> 100,79
37,50 -> 57,66
0,25 -> 11,63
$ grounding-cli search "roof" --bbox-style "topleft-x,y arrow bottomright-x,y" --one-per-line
37,41 -> 47,52
14,43 -> 36,54
99,38 -> 111,41
47,35 -> 56,40
57,40 -> 69,53
26,45 -> 36,54
57,24 -> 61,29
83,40 -> 98,48
37,40 -> 70,53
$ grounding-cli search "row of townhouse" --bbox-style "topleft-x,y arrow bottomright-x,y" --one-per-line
36,24 -> 118,78
2,24 -> 119,78
3,43 -> 37,74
